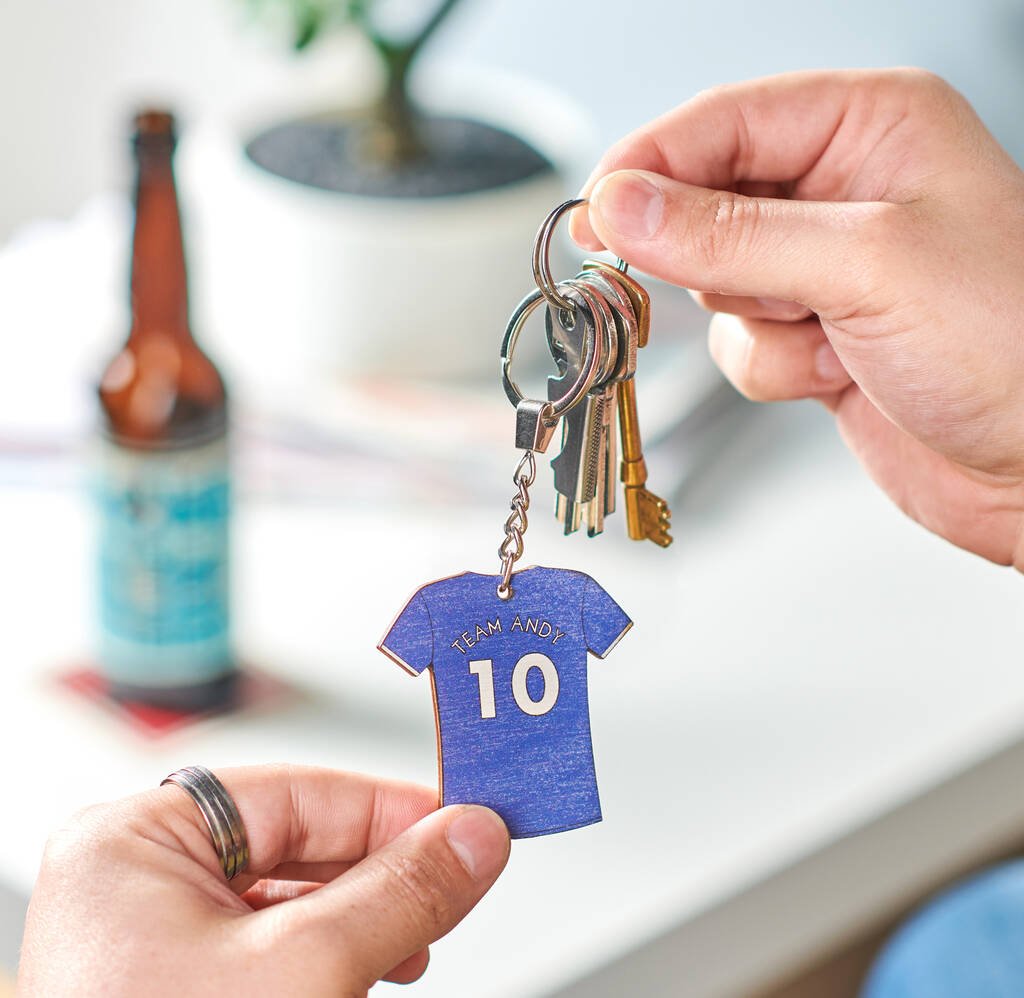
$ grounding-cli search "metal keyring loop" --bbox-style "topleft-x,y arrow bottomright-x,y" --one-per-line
500,284 -> 605,422
532,197 -> 587,313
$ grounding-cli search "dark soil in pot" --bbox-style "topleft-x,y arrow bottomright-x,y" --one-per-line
246,114 -> 554,198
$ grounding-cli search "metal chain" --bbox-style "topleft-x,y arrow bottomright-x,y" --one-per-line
496,450 -> 537,600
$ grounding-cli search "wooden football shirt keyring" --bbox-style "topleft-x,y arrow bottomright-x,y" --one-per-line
379,200 -> 667,839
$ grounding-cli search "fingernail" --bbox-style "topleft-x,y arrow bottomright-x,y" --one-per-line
815,341 -> 846,382
446,806 -> 509,879
593,172 -> 664,239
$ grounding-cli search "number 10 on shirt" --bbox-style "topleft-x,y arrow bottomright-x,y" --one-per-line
470,653 -> 560,719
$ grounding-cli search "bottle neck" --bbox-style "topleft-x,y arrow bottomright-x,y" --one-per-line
129,145 -> 191,341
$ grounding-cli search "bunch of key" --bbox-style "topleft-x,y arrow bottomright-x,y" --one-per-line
501,199 -> 672,548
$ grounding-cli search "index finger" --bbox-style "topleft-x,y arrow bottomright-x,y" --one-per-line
569,68 -> 899,250
156,764 -> 437,879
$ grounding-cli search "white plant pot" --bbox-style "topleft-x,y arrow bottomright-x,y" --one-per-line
181,67 -> 594,388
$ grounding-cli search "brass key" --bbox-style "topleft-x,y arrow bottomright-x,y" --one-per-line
582,259 -> 651,348
582,259 -> 673,547
618,378 -> 672,546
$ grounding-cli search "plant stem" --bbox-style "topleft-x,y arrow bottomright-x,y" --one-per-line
403,0 -> 463,63
351,0 -> 465,166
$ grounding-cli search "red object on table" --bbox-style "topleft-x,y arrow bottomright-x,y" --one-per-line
56,666 -> 290,739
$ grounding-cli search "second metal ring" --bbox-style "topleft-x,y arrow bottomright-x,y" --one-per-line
500,285 -> 604,422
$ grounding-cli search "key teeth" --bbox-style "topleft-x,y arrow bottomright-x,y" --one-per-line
635,489 -> 674,547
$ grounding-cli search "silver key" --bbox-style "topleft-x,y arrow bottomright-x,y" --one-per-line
583,381 -> 616,536
549,347 -> 605,532
545,292 -> 594,531
552,390 -> 605,533
548,286 -> 602,532
546,287 -> 612,533
575,270 -> 641,531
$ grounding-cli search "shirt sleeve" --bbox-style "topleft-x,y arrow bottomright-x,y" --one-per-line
378,590 -> 433,676
581,575 -> 632,658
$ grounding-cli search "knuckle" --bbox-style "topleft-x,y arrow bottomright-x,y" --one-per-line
690,81 -> 736,110
892,66 -> 952,98
602,133 -> 640,170
262,761 -> 297,783
689,191 -> 761,275
879,67 -> 965,121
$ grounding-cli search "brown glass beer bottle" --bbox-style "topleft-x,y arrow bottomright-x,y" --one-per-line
95,110 -> 234,711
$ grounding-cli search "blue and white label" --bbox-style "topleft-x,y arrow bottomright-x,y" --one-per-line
95,435 -> 231,687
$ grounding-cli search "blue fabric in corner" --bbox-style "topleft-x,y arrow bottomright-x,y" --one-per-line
864,860 -> 1024,998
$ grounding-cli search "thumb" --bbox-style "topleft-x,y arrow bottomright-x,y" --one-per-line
278,805 -> 510,990
587,169 -> 902,318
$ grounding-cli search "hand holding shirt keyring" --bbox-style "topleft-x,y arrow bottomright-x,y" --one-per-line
19,763 -> 511,995
377,199 -> 661,839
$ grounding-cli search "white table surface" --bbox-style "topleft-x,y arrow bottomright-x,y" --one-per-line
4,400 -> 1024,997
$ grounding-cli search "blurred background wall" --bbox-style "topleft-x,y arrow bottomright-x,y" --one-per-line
1,0 -> 1022,242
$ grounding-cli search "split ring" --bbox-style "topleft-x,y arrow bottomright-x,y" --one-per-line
500,285 -> 604,422
532,198 -> 587,313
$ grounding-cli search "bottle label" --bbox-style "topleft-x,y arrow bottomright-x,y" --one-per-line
95,435 -> 231,688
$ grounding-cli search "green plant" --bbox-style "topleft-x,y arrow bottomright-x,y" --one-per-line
245,0 -> 465,166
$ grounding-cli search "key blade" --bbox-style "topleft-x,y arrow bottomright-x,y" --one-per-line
565,500 -> 582,535
580,391 -> 605,501
551,398 -> 601,504
588,384 -> 617,537
625,487 -> 673,546
555,492 -> 568,525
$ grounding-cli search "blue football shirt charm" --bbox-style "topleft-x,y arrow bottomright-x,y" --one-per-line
378,566 -> 631,838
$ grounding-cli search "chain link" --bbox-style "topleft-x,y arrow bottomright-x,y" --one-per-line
496,450 -> 537,600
